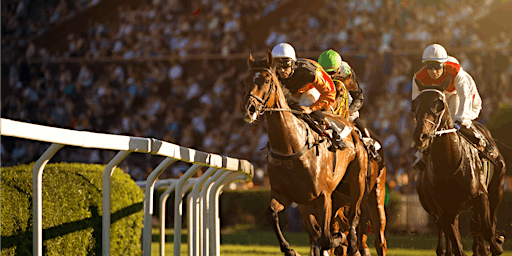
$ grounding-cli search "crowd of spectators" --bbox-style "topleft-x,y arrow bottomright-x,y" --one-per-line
2,0 -> 512,191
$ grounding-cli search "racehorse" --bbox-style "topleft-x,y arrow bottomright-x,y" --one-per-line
241,49 -> 368,256
300,138 -> 388,256
412,77 -> 506,256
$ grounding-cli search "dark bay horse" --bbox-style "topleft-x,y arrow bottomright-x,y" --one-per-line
300,142 -> 388,256
241,50 -> 368,256
412,77 -> 506,256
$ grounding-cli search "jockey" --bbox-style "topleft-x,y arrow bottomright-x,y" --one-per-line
271,43 -> 344,149
412,44 -> 494,171
318,49 -> 382,161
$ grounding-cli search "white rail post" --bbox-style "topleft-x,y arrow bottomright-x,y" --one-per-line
102,150 -> 131,256
143,158 -> 178,256
174,164 -> 203,256
210,173 -> 246,255
202,171 -> 231,256
189,167 -> 218,256
198,169 -> 228,256
33,143 -> 65,256
160,182 -> 177,256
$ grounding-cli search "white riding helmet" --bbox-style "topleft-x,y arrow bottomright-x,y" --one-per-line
339,61 -> 352,78
271,43 -> 297,61
422,44 -> 448,63
447,56 -> 459,64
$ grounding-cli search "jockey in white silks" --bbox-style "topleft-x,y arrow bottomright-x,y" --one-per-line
412,44 -> 494,171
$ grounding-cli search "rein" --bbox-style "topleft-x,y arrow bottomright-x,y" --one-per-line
417,89 -> 457,152
247,67 -> 323,159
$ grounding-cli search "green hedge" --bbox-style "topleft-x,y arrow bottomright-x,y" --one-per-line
1,163 -> 144,256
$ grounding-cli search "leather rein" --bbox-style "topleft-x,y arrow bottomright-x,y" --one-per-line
248,67 -> 321,160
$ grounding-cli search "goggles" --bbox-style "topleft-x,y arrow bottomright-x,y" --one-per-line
425,62 -> 443,70
275,59 -> 294,69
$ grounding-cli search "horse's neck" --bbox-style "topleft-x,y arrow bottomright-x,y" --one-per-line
430,118 -> 462,171
264,86 -> 305,154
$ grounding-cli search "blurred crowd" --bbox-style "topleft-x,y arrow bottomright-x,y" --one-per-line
2,0 -> 512,191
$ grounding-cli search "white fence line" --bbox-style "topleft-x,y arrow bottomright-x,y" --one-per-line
0,118 -> 254,256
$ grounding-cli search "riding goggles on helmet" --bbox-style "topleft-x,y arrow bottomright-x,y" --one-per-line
425,61 -> 443,70
275,59 -> 294,69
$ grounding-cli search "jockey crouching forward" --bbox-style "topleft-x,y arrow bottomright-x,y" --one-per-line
271,43 -> 345,149
318,49 -> 382,161
412,43 -> 495,171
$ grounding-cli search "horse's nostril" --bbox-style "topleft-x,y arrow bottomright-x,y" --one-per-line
421,134 -> 428,141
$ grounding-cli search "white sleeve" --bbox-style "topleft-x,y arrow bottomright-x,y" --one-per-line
411,75 -> 421,101
453,69 -> 480,127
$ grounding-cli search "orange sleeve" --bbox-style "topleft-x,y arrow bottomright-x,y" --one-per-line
308,70 -> 336,112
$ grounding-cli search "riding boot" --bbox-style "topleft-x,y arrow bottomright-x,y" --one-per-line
459,124 -> 497,159
355,118 -> 382,161
362,137 -> 382,162
325,119 -> 347,150
413,150 -> 425,172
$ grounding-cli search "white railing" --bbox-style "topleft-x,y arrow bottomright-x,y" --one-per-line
0,118 -> 254,256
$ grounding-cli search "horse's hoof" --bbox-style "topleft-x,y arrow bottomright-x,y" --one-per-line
359,248 -> 371,256
286,249 -> 299,256
348,249 -> 361,256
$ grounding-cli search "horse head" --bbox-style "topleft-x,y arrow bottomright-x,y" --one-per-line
412,75 -> 455,150
242,49 -> 280,123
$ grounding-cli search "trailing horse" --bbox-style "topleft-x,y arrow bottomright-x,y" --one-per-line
412,77 -> 506,256
300,137 -> 388,256
241,50 -> 368,256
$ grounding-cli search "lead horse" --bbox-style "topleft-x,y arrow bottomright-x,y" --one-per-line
242,50 -> 368,256
412,77 -> 506,256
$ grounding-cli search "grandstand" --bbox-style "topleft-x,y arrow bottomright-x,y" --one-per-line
2,0 -> 512,190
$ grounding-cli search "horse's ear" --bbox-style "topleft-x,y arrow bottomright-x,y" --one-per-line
266,49 -> 273,68
441,74 -> 452,91
248,51 -> 255,68
411,98 -> 418,114
414,77 -> 425,91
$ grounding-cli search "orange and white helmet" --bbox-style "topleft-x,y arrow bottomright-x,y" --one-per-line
422,44 -> 448,63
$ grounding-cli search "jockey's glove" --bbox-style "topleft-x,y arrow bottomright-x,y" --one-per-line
454,120 -> 461,131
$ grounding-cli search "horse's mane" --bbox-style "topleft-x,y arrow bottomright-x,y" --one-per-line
253,57 -> 299,108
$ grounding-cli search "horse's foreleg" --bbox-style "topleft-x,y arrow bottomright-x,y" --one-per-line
441,215 -> 466,256
367,174 -> 387,256
345,174 -> 364,256
312,193 -> 335,252
266,196 -> 297,256
299,205 -> 321,256
434,218 -> 448,256
470,212 -> 489,256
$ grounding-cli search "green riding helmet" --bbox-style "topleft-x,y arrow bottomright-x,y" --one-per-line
318,49 -> 342,72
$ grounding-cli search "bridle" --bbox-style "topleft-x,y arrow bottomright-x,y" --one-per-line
416,89 -> 457,151
245,67 -> 302,122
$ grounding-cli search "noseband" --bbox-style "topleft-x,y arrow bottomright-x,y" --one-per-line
417,89 -> 457,150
